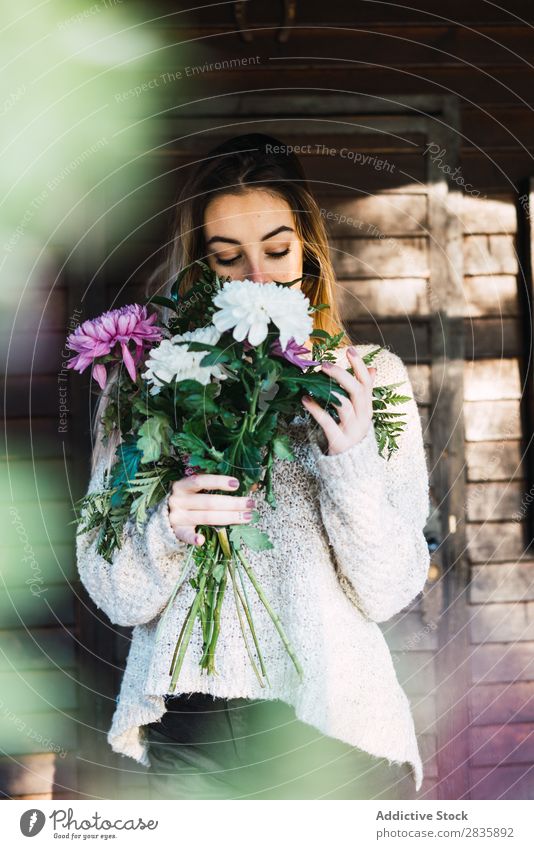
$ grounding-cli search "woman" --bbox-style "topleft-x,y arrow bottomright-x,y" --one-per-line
77,133 -> 431,800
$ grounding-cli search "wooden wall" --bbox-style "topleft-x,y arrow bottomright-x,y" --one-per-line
2,0 -> 533,800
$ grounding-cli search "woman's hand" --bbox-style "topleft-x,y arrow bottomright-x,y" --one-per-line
167,474 -> 255,546
301,346 -> 377,456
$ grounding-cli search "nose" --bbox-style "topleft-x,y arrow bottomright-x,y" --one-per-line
244,264 -> 271,284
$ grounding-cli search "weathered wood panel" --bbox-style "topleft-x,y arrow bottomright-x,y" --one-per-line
464,359 -> 521,401
466,522 -> 525,563
470,602 -> 534,643
464,401 -> 522,441
470,723 -> 534,767
463,276 -> 519,317
466,441 -> 523,482
471,643 -> 534,684
470,562 -> 534,604
469,682 -> 534,725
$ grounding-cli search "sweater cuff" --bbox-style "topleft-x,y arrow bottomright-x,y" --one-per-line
310,425 -> 384,498
147,493 -> 187,553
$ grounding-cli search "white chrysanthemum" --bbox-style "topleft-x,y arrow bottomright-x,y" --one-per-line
141,325 -> 225,395
211,279 -> 313,350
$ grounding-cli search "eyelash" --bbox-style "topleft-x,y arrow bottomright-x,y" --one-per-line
216,247 -> 291,267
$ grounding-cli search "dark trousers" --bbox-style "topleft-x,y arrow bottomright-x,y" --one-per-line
144,692 -> 417,800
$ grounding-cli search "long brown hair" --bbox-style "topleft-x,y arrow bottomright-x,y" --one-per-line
91,133 -> 350,474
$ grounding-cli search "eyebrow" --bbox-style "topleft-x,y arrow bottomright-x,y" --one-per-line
205,225 -> 294,248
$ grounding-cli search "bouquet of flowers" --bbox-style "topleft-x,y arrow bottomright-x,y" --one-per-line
67,261 -> 411,690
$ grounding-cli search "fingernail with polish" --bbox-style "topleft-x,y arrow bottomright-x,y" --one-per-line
246,498 -> 256,508
229,479 -> 239,488
348,346 -> 356,355
322,361 -> 333,369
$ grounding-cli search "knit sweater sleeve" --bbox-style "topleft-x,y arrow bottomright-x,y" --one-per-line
75,457 -> 191,627
309,350 -> 431,623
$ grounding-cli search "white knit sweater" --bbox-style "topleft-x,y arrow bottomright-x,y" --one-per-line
76,344 -> 431,791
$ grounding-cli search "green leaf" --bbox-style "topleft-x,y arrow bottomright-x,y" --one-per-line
109,440 -> 143,508
137,413 -> 172,463
272,434 -> 295,461
229,524 -> 274,552
143,294 -> 178,312
211,561 -> 226,581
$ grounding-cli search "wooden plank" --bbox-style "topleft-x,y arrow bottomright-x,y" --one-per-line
1,544 -> 76,586
3,377 -> 65,418
464,317 -> 523,359
4,503 -> 74,546
0,332 -> 68,376
331,236 -> 428,278
464,359 -> 521,401
138,27 -> 534,71
516,175 -> 534,563
1,419 -> 72,460
460,194 -> 517,234
0,628 -> 75,672
0,711 -> 79,757
463,275 -> 519,317
345,320 -> 430,360
0,459 -> 70,503
13,288 -> 69,333
405,364 -> 431,404
0,753 -> 56,797
460,150 -> 534,193
426,106 -> 469,802
336,278 -> 429,318
469,682 -> 534,725
466,481 -> 524,521
381,612 -> 439,651
464,401 -> 521,441
466,441 -> 524,482
391,651 -> 436,695
470,764 -> 534,800
471,643 -> 534,683
463,235 -> 518,275
320,193 -> 428,235
470,722 -> 534,767
470,602 -> 534,643
470,562 -> 534,604
467,522 -> 526,563
0,670 -> 78,712
420,734 -> 438,778
411,693 -> 438,733
0,585 -> 74,628
157,1 -> 534,26
139,66 -> 534,110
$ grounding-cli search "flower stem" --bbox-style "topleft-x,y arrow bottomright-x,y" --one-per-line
155,544 -> 195,644
228,557 -> 265,687
235,548 -> 304,680
231,555 -> 269,682
168,564 -> 209,691
204,560 -> 228,675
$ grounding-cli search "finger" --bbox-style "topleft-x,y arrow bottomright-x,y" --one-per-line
331,390 -> 357,426
346,347 -> 374,385
172,493 -> 255,511
171,525 -> 204,546
321,360 -> 366,406
172,509 -> 254,526
301,395 -> 341,445
173,474 -> 240,494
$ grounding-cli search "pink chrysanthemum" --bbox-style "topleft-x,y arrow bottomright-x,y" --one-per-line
65,304 -> 163,390
270,337 -> 321,370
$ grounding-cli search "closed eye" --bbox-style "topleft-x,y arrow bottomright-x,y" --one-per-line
215,247 -> 291,267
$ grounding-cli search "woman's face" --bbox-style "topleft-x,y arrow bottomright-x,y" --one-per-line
202,190 -> 304,286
